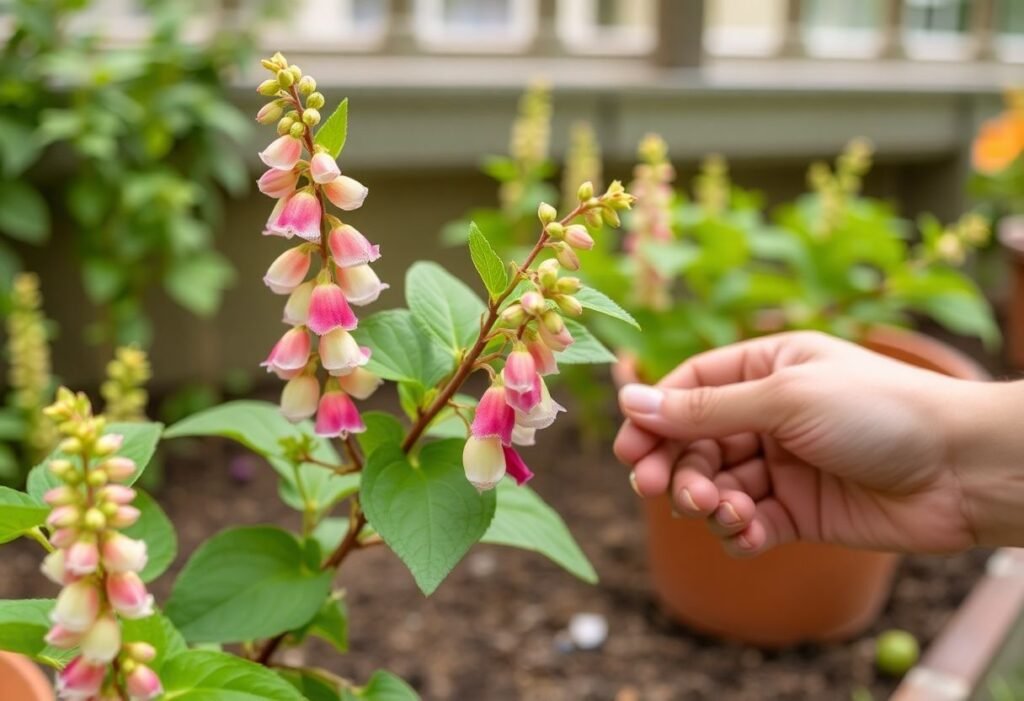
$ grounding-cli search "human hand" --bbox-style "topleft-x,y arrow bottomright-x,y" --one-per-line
614,332 -> 1007,557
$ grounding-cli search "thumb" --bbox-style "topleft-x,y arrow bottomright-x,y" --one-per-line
618,381 -> 785,441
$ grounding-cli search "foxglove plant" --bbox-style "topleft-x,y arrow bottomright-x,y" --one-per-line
0,52 -> 638,701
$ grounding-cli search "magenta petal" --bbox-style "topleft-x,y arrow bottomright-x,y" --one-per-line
502,446 -> 534,486
261,327 -> 312,374
308,283 -> 358,335
471,386 -> 515,445
505,374 -> 542,413
315,391 -> 366,438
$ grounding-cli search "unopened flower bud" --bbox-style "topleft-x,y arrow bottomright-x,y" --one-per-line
52,580 -> 100,632
500,304 -> 526,326
937,233 -> 965,264
94,433 -> 124,456
101,456 -> 136,482
270,51 -> 287,68
307,91 -> 325,109
555,295 -> 583,317
80,614 -> 121,663
276,117 -> 294,136
258,79 -> 281,96
280,375 -> 320,423
537,259 -> 559,289
256,101 -> 284,125
260,58 -> 280,71
337,368 -> 383,400
50,528 -> 78,549
108,505 -> 141,529
288,65 -> 302,82
539,310 -> 574,352
56,656 -> 105,698
43,486 -> 77,506
520,291 -> 546,317
82,508 -> 106,531
276,69 -> 294,88
85,469 -> 108,488
40,549 -> 68,585
584,208 -> 604,229
125,663 -> 163,700
124,642 -> 157,663
47,506 -> 80,529
602,207 -> 621,228
59,437 -> 83,455
538,202 -> 557,225
564,224 -> 594,250
556,277 -> 582,294
106,572 -> 154,619
289,121 -> 306,139
302,108 -> 321,126
49,458 -> 74,479
545,222 -> 564,240
101,533 -> 149,574
463,436 -> 506,492
45,624 -> 82,649
552,242 -> 580,271
298,75 -> 317,95
577,181 -> 594,201
66,537 -> 99,576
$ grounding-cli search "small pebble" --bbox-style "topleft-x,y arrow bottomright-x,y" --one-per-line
568,612 -> 608,650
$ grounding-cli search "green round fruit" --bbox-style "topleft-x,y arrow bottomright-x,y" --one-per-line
875,629 -> 920,676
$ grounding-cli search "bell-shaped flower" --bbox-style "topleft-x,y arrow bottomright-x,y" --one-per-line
328,224 -> 380,268
335,264 -> 389,306
100,456 -> 136,482
52,580 -> 100,632
310,152 -> 341,184
280,374 -> 320,423
322,175 -> 368,210
56,656 -> 105,700
264,189 -> 322,241
65,538 -> 99,576
308,281 -> 359,335
101,532 -> 149,574
502,446 -> 534,486
319,328 -> 370,376
264,245 -> 312,294
44,624 -> 83,649
80,614 -> 121,664
283,280 -> 315,326
463,436 -> 505,492
262,326 -> 312,378
538,310 -> 574,352
337,367 -> 383,400
471,385 -> 515,446
511,424 -> 536,446
526,337 -> 559,376
314,387 -> 366,438
257,167 -> 300,199
125,664 -> 163,701
259,134 -> 302,171
107,505 -> 141,529
40,549 -> 69,585
514,379 -> 566,431
106,571 -> 154,619
502,345 -> 538,394
49,528 -> 77,550
505,373 -> 542,414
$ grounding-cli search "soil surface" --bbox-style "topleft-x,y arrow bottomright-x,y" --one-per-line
0,394 -> 993,701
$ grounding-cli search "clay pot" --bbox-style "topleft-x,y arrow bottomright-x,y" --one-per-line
998,214 -> 1024,369
620,327 -> 989,648
0,652 -> 53,701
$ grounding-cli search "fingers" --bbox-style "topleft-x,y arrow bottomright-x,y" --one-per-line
655,335 -> 789,391
670,440 -> 724,516
614,419 -> 662,467
620,379 -> 785,442
631,440 -> 684,497
721,498 -> 800,558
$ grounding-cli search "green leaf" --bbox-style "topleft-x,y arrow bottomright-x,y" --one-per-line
161,649 -> 306,701
361,441 -> 496,595
297,593 -> 348,653
165,526 -> 333,643
575,286 -> 640,330
342,671 -> 420,701
482,480 -> 597,583
0,599 -> 74,668
0,487 -> 48,544
314,98 -> 349,158
353,310 -> 453,387
0,116 -> 41,177
279,669 -> 341,701
0,180 -> 49,243
164,401 -> 352,515
405,262 -> 487,354
122,490 -> 177,582
122,612 -> 188,672
27,422 -> 163,500
556,319 -> 616,364
164,251 -> 236,317
357,412 -> 405,459
467,223 -> 508,299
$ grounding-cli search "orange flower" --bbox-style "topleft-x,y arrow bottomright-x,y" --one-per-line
973,104 -> 1024,175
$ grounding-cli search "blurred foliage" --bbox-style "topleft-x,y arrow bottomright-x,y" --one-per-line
969,89 -> 1024,217
0,0 -> 284,346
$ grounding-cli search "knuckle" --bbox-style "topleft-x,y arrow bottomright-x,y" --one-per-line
686,386 -> 721,425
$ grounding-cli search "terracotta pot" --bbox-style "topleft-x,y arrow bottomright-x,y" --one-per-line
0,653 -> 53,701
621,328 -> 989,648
998,214 -> 1024,369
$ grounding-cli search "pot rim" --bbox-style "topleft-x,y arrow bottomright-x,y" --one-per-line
0,651 -> 54,701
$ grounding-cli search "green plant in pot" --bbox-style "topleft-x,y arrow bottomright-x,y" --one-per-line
587,136 -> 996,647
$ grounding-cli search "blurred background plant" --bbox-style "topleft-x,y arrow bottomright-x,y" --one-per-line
0,0 -> 285,347
970,88 -> 1024,217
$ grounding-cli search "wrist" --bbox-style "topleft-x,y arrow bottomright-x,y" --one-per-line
948,380 -> 1024,547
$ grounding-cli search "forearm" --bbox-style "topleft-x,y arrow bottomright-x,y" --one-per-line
949,379 -> 1024,547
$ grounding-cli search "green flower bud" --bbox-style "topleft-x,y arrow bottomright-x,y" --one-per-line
577,181 -> 594,202
556,277 -> 582,294
538,202 -> 557,225
602,207 -> 621,228
307,92 -> 326,110
289,121 -> 306,139
500,304 -> 527,326
257,79 -> 281,97
298,75 -> 317,96
584,208 -> 604,229
276,69 -> 294,88
545,222 -> 564,240
83,507 -> 107,531
537,259 -> 560,289
288,65 -> 302,83
277,117 -> 295,136
302,108 -> 321,126
555,294 -> 583,317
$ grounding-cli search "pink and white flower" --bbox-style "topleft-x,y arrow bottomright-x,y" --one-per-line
264,245 -> 312,294
505,373 -> 542,414
264,189 -> 322,241
52,580 -> 100,632
107,506 -> 141,529
328,224 -> 380,268
502,345 -> 537,394
526,337 -> 559,376
259,134 -> 302,171
322,175 -> 368,210
337,368 -> 383,400
257,167 -> 300,199
106,572 -> 154,619
514,379 -> 566,430
511,424 -> 536,446
471,385 -> 515,446
502,446 -> 534,486
56,656 -> 105,700
124,664 -> 163,701
307,282 -> 358,335
282,280 -> 314,325
463,436 -> 505,492
310,152 -> 341,184
335,264 -> 388,306
564,224 -> 595,250
314,389 -> 366,438
64,539 -> 99,576
101,533 -> 148,574
80,614 -> 121,664
101,456 -> 136,482
261,326 -> 312,377
44,624 -> 83,649
319,328 -> 370,375
280,375 -> 320,422
40,549 -> 70,585
538,311 -> 574,352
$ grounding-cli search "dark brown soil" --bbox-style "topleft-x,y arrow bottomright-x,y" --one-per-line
0,395 -> 992,701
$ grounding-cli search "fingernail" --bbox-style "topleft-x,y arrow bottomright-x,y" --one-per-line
621,384 -> 663,414
680,488 -> 698,512
628,470 -> 642,497
717,503 -> 741,527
